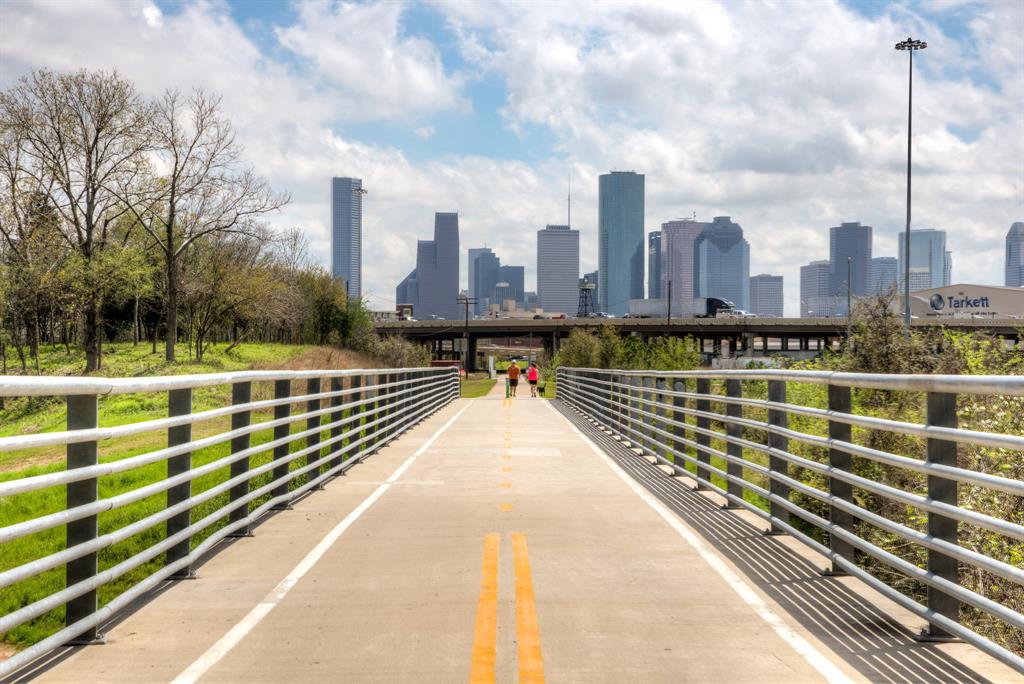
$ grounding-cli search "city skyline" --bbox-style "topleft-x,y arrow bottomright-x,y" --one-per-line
9,1 -> 1019,317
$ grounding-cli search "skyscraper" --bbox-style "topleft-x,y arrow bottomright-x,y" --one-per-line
598,171 -> 645,315
694,216 -> 750,312
870,257 -> 898,295
660,218 -> 706,317
1007,222 -> 1024,287
750,274 -> 783,317
537,224 -> 580,314
470,248 -> 500,315
800,260 -> 832,317
395,212 -> 459,319
647,231 -> 662,299
331,177 -> 363,299
497,265 -> 524,304
829,222 -> 872,316
898,228 -> 951,292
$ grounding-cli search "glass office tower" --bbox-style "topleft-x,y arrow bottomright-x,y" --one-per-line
598,171 -> 645,315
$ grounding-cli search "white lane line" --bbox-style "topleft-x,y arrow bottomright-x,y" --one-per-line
171,403 -> 471,684
547,402 -> 853,684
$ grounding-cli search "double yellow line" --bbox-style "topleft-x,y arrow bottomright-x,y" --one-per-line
469,533 -> 544,684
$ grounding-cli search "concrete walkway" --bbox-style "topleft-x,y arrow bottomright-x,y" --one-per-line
16,383 -> 1020,683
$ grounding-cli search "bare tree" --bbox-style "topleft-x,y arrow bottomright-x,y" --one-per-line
0,69 -> 152,371
121,90 -> 289,362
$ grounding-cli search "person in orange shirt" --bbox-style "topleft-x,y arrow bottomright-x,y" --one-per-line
527,362 -> 540,397
507,362 -> 521,397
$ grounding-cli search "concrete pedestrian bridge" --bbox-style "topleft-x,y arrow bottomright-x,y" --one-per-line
0,367 -> 1022,682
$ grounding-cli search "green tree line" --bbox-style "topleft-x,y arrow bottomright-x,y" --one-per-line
0,69 -> 424,373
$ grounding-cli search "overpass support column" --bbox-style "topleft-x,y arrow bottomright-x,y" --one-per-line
920,392 -> 960,641
467,337 -> 478,372
826,385 -> 855,574
167,387 -> 195,577
724,379 -> 743,508
65,393 -> 102,644
766,381 -> 789,534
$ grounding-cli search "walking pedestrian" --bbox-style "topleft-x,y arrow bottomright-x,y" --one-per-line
527,363 -> 540,397
507,362 -> 521,397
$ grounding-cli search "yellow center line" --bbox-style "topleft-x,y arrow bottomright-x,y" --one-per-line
500,503 -> 513,512
502,455 -> 512,460
499,482 -> 512,489
469,533 -> 500,684
512,533 -> 545,684
502,466 -> 513,473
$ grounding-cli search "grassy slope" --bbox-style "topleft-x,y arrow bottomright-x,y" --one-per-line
0,342 -> 384,647
460,378 -> 496,398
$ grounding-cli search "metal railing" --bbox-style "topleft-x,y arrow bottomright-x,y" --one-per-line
556,367 -> 1024,674
0,366 -> 459,677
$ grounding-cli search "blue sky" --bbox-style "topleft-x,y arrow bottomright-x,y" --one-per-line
3,0 -> 1021,314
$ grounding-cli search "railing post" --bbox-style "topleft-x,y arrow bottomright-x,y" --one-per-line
767,380 -> 789,534
270,379 -> 292,508
351,374 -> 363,443
228,381 -> 252,535
724,379 -> 743,507
695,378 -> 711,489
306,378 -> 323,487
920,391 -> 961,640
166,387 -> 194,578
65,393 -> 102,643
671,379 -> 685,470
827,384 -> 855,574
330,377 -> 344,471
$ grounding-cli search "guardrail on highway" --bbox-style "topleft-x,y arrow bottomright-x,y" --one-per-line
556,367 -> 1024,674
0,366 -> 459,677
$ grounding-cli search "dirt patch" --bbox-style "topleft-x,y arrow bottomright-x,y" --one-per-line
251,346 -> 381,372
0,642 -> 16,660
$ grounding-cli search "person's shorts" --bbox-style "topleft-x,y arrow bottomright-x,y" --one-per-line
528,380 -> 537,385
509,379 -> 518,386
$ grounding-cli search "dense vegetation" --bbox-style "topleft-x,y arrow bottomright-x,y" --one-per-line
0,68 -> 426,377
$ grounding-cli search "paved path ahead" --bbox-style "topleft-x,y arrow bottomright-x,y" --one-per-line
22,384 -> 1019,683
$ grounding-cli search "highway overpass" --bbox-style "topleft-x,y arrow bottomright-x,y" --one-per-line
376,317 -> 1024,369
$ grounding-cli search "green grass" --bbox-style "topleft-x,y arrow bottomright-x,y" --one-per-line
461,378 -> 496,398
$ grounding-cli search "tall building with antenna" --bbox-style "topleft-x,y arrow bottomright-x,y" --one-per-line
331,177 -> 365,299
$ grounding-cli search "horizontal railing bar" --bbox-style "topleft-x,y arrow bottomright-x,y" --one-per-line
571,373 -> 1024,498
0,378 -> 447,543
0,367 -> 453,397
0,382 -> 453,635
0,373 -> 434,454
0,375 -> 450,498
562,367 -> 1024,396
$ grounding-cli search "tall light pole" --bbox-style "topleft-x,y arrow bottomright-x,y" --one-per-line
895,36 -> 927,338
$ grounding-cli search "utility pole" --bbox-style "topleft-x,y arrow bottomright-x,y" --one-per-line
456,295 -> 478,373
896,36 -> 927,339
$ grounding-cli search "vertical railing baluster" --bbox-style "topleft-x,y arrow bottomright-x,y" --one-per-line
306,378 -> 322,487
827,384 -> 855,574
767,380 -> 789,534
725,379 -> 743,507
228,381 -> 253,535
65,392 -> 101,643
351,374 -> 363,447
166,387 -> 194,577
271,379 -> 292,508
330,377 -> 344,471
672,379 -> 685,471
695,377 -> 711,488
921,391 -> 960,640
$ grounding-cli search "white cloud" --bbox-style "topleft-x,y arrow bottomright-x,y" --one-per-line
1,0 -> 1020,316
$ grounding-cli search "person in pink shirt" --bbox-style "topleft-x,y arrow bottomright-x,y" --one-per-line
527,363 -> 540,397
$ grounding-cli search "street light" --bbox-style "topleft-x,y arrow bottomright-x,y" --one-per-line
895,36 -> 927,338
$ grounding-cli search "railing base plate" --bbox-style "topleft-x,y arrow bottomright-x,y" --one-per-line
914,630 -> 962,644
227,531 -> 254,539
65,633 -> 105,646
167,569 -> 198,581
819,569 -> 849,578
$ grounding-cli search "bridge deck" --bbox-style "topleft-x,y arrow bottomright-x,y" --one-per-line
20,383 -> 1018,683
